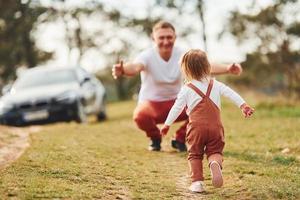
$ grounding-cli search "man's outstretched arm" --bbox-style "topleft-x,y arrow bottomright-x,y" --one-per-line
112,61 -> 144,79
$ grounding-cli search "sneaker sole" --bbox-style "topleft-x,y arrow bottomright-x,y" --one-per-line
189,189 -> 205,193
210,162 -> 223,188
188,186 -> 205,193
148,147 -> 161,151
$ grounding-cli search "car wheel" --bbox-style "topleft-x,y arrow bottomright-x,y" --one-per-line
97,110 -> 107,121
75,101 -> 87,123
97,98 -> 107,121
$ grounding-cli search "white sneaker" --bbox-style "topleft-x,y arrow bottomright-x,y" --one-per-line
210,161 -> 223,188
189,181 -> 205,193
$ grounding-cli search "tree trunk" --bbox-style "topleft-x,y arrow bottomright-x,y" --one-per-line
197,0 -> 207,52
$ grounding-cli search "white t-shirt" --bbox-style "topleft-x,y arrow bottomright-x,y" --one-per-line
134,46 -> 184,102
165,78 -> 246,126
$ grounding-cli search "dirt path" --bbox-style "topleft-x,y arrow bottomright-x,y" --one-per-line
162,145 -> 206,200
0,125 -> 41,169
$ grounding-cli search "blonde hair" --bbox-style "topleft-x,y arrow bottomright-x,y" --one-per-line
180,49 -> 211,81
152,21 -> 175,33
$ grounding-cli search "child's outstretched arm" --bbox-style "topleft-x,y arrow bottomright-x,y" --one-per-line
240,103 -> 255,118
210,63 -> 242,75
218,81 -> 254,117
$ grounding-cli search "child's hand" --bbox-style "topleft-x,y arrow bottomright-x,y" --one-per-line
160,125 -> 170,136
240,103 -> 254,118
228,63 -> 242,75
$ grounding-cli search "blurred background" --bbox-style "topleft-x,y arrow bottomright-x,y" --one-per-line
0,0 -> 299,101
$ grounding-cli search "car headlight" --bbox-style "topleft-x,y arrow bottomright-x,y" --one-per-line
0,101 -> 14,115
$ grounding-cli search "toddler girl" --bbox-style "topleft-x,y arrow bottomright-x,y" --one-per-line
160,49 -> 254,192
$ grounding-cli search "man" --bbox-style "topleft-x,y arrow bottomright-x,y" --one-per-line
112,21 -> 242,152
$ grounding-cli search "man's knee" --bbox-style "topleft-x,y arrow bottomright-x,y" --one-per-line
133,114 -> 143,126
133,111 -> 150,128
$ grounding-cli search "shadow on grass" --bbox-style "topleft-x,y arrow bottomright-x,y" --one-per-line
224,151 -> 297,166
88,113 -> 133,125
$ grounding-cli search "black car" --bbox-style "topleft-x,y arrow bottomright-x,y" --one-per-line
0,66 -> 107,126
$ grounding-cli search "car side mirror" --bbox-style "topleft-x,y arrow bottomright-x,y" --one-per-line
80,76 -> 91,85
2,84 -> 12,95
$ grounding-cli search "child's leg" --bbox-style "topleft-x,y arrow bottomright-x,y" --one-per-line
207,154 -> 223,188
188,156 -> 204,182
206,125 -> 225,188
187,139 -> 205,193
208,153 -> 223,167
186,127 -> 206,182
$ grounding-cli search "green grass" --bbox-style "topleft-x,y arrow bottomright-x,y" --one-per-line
0,100 -> 299,199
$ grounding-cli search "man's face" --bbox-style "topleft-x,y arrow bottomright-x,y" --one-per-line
152,28 -> 176,55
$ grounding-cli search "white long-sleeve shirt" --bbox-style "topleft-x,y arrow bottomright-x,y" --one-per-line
165,78 -> 246,126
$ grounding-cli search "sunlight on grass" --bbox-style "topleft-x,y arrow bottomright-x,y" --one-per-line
0,100 -> 299,199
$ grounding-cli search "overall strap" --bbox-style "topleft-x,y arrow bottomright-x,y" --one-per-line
206,79 -> 214,97
187,83 -> 206,98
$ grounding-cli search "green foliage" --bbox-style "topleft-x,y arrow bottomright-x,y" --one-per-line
0,0 -> 53,83
225,1 -> 300,98
287,22 -> 300,36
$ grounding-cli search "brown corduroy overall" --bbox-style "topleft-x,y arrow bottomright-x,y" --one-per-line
186,80 -> 225,182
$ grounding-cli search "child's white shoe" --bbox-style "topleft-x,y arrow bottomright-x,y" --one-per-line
209,161 -> 223,188
189,181 -> 205,193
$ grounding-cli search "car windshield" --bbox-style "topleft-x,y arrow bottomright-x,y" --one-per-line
14,69 -> 77,89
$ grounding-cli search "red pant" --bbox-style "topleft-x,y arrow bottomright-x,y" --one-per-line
133,99 -> 188,142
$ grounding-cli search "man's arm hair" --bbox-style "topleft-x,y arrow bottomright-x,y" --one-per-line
123,62 -> 145,76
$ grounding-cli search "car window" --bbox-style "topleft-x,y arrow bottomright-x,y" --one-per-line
14,69 -> 77,89
75,67 -> 92,83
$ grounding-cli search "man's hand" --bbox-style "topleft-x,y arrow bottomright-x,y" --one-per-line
160,125 -> 170,136
112,60 -> 124,79
240,103 -> 254,118
228,63 -> 242,75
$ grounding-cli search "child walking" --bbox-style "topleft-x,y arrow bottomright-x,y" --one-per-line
160,49 -> 254,193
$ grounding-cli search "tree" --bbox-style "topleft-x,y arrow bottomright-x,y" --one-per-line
224,0 -> 300,98
155,0 -> 208,51
0,0 -> 52,85
45,1 -> 106,65
104,0 -> 209,100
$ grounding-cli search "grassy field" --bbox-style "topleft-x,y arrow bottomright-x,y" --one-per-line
0,99 -> 299,200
